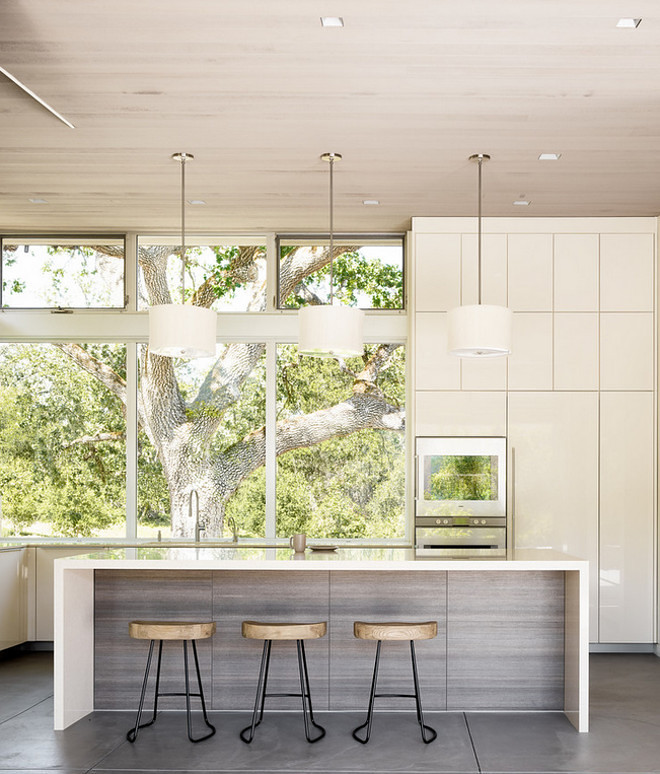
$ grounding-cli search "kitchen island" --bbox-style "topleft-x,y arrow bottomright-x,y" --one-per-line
54,547 -> 589,732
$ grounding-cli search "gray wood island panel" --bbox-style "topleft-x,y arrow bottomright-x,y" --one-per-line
93,567 -> 565,713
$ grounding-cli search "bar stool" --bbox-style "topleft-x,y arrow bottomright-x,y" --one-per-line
240,620 -> 327,744
352,620 -> 438,744
126,620 -> 216,743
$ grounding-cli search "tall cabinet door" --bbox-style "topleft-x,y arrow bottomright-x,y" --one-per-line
599,392 -> 655,643
508,392 -> 599,637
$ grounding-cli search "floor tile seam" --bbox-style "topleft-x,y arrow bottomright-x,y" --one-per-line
79,726 -> 133,773
461,712 -> 483,774
0,694 -> 53,725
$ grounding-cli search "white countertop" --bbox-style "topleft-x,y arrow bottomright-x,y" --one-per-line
56,546 -> 588,571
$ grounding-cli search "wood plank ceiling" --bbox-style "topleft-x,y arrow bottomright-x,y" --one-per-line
0,0 -> 659,234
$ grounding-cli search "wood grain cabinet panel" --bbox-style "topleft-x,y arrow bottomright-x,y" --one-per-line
211,571 -> 330,711
94,570 -> 213,710
328,571 -> 446,710
447,571 -> 565,709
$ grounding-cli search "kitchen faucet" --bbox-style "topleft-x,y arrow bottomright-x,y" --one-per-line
189,490 -> 204,542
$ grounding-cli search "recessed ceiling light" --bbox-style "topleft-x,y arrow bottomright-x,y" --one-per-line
513,200 -> 530,206
538,153 -> 561,161
616,18 -> 642,28
320,16 -> 344,27
187,199 -> 206,205
28,197 -> 48,204
363,199 -> 380,205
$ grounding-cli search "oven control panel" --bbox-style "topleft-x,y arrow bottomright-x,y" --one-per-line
416,516 -> 506,528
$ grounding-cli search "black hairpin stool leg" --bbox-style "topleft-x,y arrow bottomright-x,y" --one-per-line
352,640 -> 381,744
240,640 -> 272,743
127,639 -> 163,743
297,640 -> 326,742
410,641 -> 437,744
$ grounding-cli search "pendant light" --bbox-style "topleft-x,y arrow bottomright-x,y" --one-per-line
148,152 -> 217,359
298,152 -> 364,358
447,154 -> 513,357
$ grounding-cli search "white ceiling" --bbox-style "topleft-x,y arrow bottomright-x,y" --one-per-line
1,0 -> 660,234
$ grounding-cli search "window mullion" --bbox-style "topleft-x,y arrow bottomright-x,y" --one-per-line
125,342 -> 138,539
265,340 -> 277,539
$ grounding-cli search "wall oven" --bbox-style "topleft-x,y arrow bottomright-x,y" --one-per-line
415,437 -> 507,556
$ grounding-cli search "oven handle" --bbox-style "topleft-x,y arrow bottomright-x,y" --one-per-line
510,446 -> 516,550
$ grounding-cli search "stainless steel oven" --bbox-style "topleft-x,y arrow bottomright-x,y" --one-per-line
415,437 -> 507,556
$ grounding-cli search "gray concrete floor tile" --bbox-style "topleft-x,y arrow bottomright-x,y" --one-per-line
94,711 -> 477,773
0,651 -> 54,724
466,711 -> 660,774
0,698 -> 130,771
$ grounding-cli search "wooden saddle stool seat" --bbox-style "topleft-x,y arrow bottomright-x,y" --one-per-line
126,620 -> 217,744
352,620 -> 438,745
240,620 -> 327,744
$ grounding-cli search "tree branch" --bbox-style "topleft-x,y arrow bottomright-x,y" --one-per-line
62,431 -> 124,448
53,343 -> 127,404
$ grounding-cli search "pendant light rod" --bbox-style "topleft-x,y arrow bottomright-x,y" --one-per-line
469,153 -> 490,305
172,152 -> 194,304
321,152 -> 341,304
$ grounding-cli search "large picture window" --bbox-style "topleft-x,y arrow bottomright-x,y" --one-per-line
137,343 -> 266,539
0,232 -> 407,543
275,344 -> 406,539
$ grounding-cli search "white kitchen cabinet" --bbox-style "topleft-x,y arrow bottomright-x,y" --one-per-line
508,392 -> 599,637
554,313 -> 598,391
507,233 -> 553,311
599,392 -> 655,643
414,233 -> 461,312
415,391 -> 507,437
507,313 -> 553,390
0,549 -> 28,650
414,313 -> 461,390
553,234 -> 598,312
36,547 -> 93,641
600,313 -> 654,391
600,233 -> 654,312
460,233 -> 508,306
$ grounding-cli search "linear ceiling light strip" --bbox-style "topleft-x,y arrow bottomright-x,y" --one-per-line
0,65 -> 75,129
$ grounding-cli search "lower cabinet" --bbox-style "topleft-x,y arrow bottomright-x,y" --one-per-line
599,393 -> 655,643
508,392 -> 599,638
0,549 -> 28,650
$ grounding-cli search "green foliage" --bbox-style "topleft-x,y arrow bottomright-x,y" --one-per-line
0,344 -> 126,536
283,248 -> 403,309
426,455 -> 498,502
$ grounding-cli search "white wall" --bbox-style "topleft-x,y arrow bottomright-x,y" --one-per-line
411,217 -> 657,644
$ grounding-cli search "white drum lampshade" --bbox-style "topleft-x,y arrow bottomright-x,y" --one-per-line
447,304 -> 512,358
149,304 -> 217,359
298,304 -> 364,358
